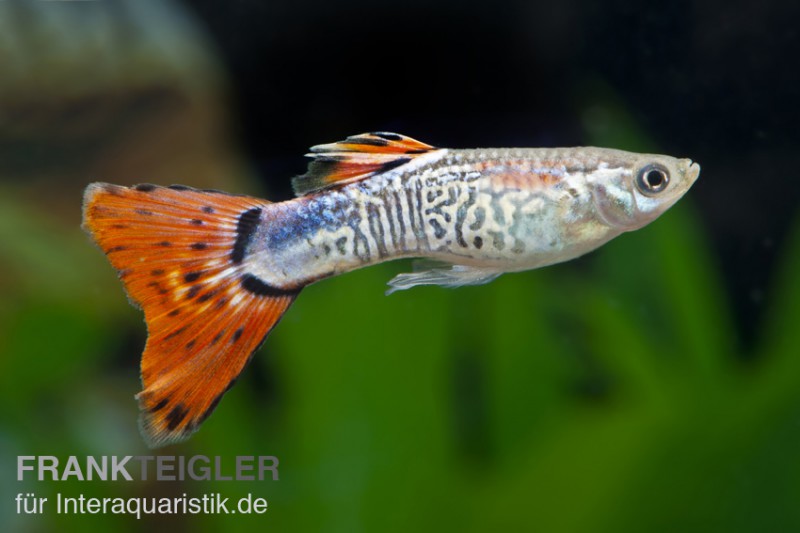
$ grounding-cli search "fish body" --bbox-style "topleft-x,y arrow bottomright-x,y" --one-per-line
253,144 -> 699,292
82,132 -> 700,446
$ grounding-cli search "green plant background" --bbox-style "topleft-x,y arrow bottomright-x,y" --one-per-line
2,2 -> 799,532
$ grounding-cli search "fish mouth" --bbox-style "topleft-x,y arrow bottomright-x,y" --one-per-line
686,161 -> 701,184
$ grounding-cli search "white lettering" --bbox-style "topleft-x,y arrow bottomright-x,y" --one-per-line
17,456 -> 35,481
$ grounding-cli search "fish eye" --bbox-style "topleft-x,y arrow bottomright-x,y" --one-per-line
636,164 -> 670,195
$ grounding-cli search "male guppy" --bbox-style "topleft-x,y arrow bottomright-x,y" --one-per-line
82,132 -> 700,446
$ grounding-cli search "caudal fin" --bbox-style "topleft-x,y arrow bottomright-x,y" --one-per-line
82,183 -> 300,447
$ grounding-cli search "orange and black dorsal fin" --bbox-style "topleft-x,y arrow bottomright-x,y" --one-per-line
292,132 -> 437,196
82,183 -> 300,447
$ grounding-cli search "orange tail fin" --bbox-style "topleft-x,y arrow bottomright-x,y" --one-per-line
82,183 -> 300,447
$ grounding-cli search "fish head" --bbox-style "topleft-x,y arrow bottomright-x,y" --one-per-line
588,151 -> 701,231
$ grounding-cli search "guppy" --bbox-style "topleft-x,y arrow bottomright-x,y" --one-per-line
82,132 -> 700,446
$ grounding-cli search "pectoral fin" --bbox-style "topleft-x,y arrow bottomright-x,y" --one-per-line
386,261 -> 502,295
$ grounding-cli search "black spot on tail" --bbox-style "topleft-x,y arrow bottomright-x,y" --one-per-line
147,281 -> 169,295
232,208 -> 263,264
165,404 -> 189,430
134,183 -> 157,192
198,291 -> 216,303
198,393 -> 224,424
164,326 -> 187,341
186,285 -> 202,300
184,271 -> 202,283
149,398 -> 169,413
241,274 -> 298,297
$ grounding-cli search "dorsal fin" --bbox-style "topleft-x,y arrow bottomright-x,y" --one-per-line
292,132 -> 437,196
